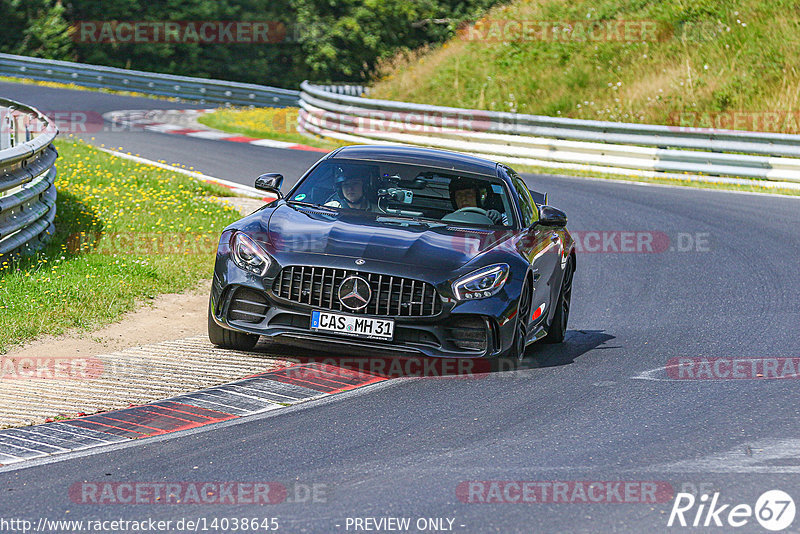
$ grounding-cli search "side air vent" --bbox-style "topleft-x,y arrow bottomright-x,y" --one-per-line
444,316 -> 488,352
228,288 -> 269,324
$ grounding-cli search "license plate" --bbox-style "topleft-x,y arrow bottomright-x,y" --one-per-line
310,310 -> 394,340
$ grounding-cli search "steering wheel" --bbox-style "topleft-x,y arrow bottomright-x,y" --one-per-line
453,206 -> 488,216
442,206 -> 494,226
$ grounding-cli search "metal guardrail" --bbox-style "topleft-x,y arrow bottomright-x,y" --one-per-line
4,53 -> 799,188
298,81 -> 800,187
0,98 -> 58,257
0,53 -> 300,107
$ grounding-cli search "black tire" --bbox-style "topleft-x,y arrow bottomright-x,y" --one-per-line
208,306 -> 260,351
502,279 -> 532,361
543,258 -> 573,344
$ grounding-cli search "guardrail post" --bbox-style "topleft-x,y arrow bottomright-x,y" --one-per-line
0,110 -> 10,150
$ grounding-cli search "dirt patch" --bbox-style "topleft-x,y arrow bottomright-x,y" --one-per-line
3,281 -> 212,361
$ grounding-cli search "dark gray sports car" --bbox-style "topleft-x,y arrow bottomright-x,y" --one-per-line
208,145 -> 575,360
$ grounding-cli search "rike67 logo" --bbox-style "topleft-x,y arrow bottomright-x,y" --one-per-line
668,490 -> 795,531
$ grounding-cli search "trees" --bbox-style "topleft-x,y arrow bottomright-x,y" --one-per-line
0,0 -> 500,86
0,0 -> 74,60
295,0 -> 499,82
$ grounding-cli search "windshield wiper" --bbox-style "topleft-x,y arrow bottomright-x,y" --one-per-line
287,200 -> 330,210
376,214 -> 446,227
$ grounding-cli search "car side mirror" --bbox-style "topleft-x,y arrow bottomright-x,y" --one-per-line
537,205 -> 567,227
255,173 -> 284,197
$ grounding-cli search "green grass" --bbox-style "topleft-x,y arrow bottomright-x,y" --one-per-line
371,0 -> 800,131
0,139 -> 243,353
197,107 -> 345,150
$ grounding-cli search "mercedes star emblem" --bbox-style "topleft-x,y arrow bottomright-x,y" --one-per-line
338,276 -> 372,310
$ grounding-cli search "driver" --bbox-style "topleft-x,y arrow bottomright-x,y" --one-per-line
325,166 -> 374,210
449,177 -> 506,225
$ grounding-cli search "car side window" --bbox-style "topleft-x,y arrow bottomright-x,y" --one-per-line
506,168 -> 537,227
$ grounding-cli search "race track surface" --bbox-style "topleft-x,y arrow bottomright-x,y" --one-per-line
2,82 -> 799,533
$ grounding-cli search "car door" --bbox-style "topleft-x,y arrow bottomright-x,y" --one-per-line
505,168 -> 561,330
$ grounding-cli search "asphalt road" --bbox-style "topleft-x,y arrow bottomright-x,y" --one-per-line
2,82 -> 800,533
0,81 -> 322,186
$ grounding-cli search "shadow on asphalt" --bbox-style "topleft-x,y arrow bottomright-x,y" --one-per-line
522,329 -> 617,370
250,329 -> 616,379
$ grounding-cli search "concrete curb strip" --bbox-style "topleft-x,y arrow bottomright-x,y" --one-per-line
0,360 -> 387,467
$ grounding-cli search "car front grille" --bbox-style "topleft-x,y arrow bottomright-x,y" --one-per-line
272,266 -> 442,317
228,287 -> 269,324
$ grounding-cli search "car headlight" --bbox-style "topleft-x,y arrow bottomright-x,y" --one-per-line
453,264 -> 509,301
231,232 -> 272,276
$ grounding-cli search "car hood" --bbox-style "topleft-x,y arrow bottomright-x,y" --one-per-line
264,203 -> 512,271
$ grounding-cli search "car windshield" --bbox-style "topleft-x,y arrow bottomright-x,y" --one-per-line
287,159 -> 516,228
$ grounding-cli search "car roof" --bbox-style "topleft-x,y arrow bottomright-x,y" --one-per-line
329,145 -> 499,177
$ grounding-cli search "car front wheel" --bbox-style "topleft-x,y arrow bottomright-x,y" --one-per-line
501,279 -> 531,361
208,305 -> 259,351
543,258 -> 573,344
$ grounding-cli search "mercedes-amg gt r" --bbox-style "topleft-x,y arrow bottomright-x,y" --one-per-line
208,145 -> 575,360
